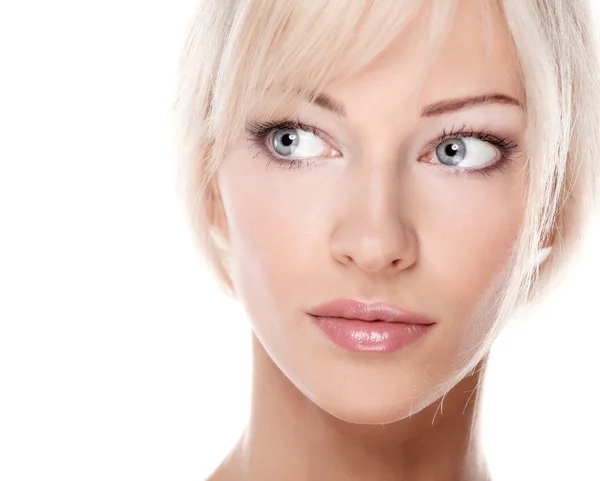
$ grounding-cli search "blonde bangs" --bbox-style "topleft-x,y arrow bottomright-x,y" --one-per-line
206,0 -> 462,179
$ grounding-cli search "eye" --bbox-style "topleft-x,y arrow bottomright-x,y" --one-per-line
431,137 -> 500,169
270,128 -> 338,159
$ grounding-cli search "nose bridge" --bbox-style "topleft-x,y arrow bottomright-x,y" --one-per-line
355,163 -> 399,224
358,162 -> 415,242
329,160 -> 418,274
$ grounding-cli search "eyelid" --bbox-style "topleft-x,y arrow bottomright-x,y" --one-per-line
419,137 -> 500,167
417,126 -> 518,161
260,117 -> 344,156
245,117 -> 519,170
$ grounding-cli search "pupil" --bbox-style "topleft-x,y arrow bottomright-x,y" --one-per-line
282,132 -> 295,146
445,143 -> 459,157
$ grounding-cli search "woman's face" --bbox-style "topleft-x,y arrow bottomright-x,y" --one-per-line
214,0 -> 527,423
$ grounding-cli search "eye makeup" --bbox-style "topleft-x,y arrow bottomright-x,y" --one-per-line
244,116 -> 521,179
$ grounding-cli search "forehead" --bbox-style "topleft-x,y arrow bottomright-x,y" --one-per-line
322,0 -> 522,118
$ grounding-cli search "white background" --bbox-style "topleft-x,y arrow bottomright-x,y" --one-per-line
1,1 -> 599,480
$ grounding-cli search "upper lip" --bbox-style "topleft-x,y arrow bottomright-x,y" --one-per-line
307,298 -> 436,325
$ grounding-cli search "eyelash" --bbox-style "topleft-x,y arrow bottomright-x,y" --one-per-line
244,117 -> 521,179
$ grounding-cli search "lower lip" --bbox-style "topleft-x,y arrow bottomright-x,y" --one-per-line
310,316 -> 433,353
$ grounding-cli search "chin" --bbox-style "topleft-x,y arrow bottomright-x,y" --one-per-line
307,381 -> 442,425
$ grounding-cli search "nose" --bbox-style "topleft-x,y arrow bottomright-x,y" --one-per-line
329,170 -> 418,276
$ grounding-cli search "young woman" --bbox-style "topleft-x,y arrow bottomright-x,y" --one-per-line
173,0 -> 600,479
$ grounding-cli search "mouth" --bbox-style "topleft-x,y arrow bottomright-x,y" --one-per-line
307,298 -> 436,353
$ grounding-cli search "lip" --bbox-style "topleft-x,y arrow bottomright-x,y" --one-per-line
307,299 -> 436,353
307,298 -> 436,324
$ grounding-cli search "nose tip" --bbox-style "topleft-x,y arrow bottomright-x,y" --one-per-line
331,229 -> 417,275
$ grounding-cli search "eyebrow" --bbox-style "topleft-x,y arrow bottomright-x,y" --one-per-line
309,92 -> 523,117
420,93 -> 523,116
310,93 -> 347,116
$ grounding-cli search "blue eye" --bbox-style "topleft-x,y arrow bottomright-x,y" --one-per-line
271,128 -> 328,158
246,118 -> 519,176
436,138 -> 466,165
434,137 -> 500,168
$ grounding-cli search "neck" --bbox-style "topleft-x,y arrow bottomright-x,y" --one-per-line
212,334 -> 490,481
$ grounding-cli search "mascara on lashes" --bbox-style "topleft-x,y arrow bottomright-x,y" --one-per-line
244,118 -> 521,178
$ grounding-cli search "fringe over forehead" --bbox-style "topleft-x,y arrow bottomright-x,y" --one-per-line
181,0 -> 470,181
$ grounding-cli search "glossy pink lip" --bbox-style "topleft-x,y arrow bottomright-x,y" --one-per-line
307,299 -> 436,353
307,299 -> 436,324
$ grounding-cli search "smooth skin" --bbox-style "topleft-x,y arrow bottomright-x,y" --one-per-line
209,0 -> 526,479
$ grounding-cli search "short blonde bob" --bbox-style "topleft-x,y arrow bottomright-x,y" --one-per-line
172,0 -> 600,379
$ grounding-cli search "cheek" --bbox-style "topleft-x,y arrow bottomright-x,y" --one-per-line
218,159 -> 325,320
418,172 -> 525,321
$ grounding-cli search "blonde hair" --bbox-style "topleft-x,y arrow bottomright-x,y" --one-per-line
172,0 -> 600,382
